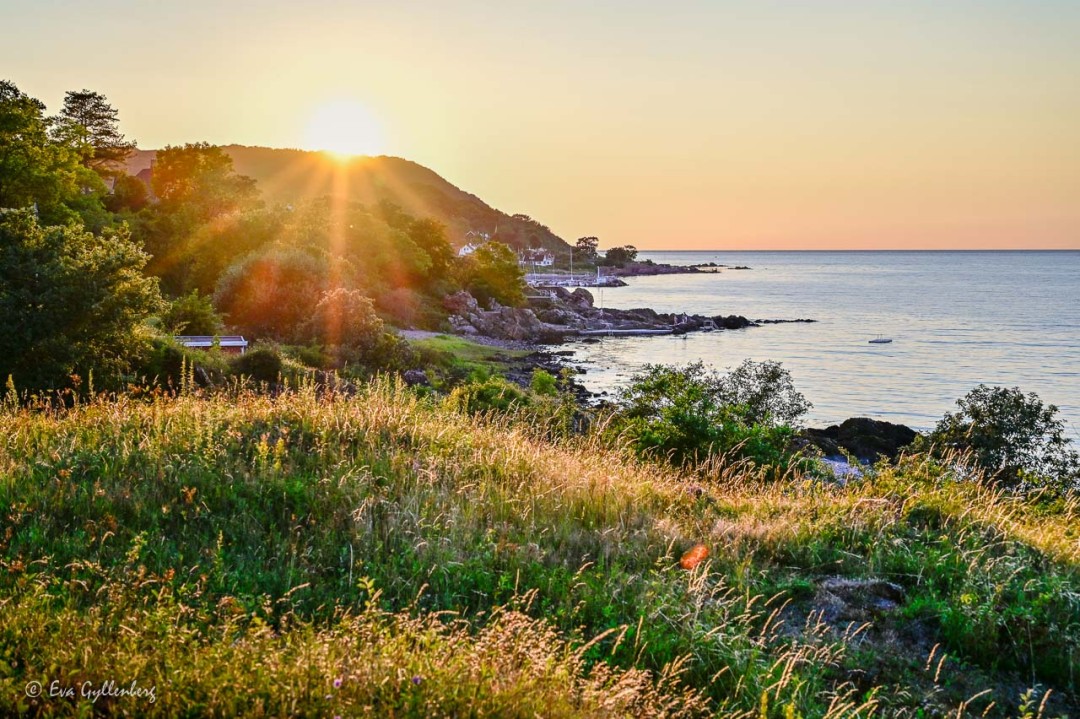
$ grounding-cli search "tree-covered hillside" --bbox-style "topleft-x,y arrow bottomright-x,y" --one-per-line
126,146 -> 571,254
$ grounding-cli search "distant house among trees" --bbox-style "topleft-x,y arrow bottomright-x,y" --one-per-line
134,164 -> 157,201
518,248 -> 555,267
458,229 -> 493,257
175,335 -> 249,355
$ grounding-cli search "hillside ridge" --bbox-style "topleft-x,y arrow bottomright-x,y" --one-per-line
126,145 -> 571,252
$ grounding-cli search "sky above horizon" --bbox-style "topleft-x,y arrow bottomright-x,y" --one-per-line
3,0 -> 1079,249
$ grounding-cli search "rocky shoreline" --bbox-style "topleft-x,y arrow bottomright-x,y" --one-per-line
427,290 -> 919,468
443,286 -> 814,342
605,260 -> 752,277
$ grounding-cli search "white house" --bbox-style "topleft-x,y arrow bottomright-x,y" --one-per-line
518,248 -> 555,267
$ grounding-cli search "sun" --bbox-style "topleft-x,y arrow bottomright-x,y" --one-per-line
304,99 -> 384,158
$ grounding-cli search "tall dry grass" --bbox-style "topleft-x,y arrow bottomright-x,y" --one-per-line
1,379 -> 1076,716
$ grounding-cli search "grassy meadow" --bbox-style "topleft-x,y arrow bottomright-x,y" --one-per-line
1,381 -> 1078,717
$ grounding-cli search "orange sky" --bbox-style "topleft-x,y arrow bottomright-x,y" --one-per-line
4,1 -> 1078,249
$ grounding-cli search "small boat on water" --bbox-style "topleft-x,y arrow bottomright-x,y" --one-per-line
869,336 -> 893,344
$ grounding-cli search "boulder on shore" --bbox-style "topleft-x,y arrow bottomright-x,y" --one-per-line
803,418 -> 918,463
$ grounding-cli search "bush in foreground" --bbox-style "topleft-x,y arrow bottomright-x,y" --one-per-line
921,384 -> 1080,491
606,361 -> 812,473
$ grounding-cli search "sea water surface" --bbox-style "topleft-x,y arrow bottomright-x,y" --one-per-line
559,251 -> 1080,434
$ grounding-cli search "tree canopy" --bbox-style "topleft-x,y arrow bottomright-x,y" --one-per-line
574,236 -> 599,263
0,80 -> 97,225
461,241 -> 526,307
0,210 -> 162,390
152,143 -> 260,218
59,89 -> 136,176
602,244 -> 638,267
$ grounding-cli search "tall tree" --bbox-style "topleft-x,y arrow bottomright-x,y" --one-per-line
152,143 -> 260,218
59,89 -> 136,177
574,236 -> 599,263
0,80 -> 88,224
462,241 -> 526,307
0,210 -> 162,390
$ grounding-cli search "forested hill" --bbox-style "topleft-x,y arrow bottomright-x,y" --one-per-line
126,146 -> 570,252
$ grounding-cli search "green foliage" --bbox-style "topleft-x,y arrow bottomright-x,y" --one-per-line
716,358 -> 812,426
530,368 -> 558,396
0,210 -> 162,390
140,205 -> 285,296
152,142 -> 260,218
461,241 -> 526,307
58,89 -> 135,177
574,236 -> 599,263
608,361 -> 810,472
305,288 -> 387,365
161,290 -> 223,335
214,247 -> 330,342
396,212 -> 456,280
0,80 -> 99,225
281,200 -> 440,294
602,244 -> 638,267
922,384 -> 1080,491
104,173 -> 149,212
446,375 -> 531,414
230,346 -> 283,384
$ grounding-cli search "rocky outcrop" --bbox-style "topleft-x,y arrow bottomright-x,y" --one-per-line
442,291 -> 480,316
442,288 -> 814,343
713,314 -> 756,330
402,369 -> 431,387
606,262 -> 702,277
815,577 -> 906,624
803,418 -> 919,463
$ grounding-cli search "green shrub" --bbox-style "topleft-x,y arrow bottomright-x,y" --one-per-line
287,343 -> 333,369
132,336 -> 230,389
460,242 -> 526,308
229,346 -> 283,383
530,369 -> 558,396
213,247 -> 330,342
920,384 -> 1080,491
607,361 -> 811,473
446,375 -> 531,415
161,290 -> 223,335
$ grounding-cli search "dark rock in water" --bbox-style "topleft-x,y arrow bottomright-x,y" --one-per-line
757,318 -> 817,324
402,369 -> 431,387
803,417 -> 918,463
713,314 -> 756,330
624,307 -> 660,322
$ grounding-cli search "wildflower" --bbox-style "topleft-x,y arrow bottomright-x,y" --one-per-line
333,678 -> 342,688
412,675 -> 423,685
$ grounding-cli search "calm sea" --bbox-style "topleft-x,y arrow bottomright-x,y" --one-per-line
559,251 -> 1080,434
